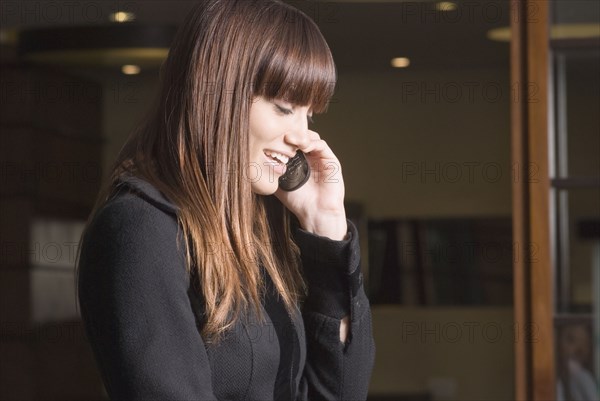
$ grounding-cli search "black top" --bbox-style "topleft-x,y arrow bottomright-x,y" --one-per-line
77,174 -> 376,400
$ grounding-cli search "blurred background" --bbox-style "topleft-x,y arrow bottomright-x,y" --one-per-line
0,0 -> 598,400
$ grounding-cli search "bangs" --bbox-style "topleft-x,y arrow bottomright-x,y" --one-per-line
252,7 -> 337,114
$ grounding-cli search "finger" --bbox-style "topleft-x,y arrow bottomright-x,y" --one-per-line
302,139 -> 336,160
296,130 -> 320,152
308,130 -> 321,141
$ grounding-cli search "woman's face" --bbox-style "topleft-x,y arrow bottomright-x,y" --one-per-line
248,96 -> 313,194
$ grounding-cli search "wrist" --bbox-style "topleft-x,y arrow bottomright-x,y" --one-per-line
299,210 -> 348,241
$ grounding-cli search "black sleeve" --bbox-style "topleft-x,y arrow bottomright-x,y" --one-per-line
292,219 -> 376,401
77,196 -> 217,400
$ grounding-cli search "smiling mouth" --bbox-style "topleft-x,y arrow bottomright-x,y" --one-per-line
264,150 -> 289,165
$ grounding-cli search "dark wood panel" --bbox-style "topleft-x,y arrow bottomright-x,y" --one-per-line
527,2 -> 556,399
510,1 -> 531,398
512,1 -> 557,399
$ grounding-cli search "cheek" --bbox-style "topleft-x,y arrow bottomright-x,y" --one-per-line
250,118 -> 280,144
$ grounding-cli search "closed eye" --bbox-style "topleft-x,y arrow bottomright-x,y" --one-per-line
275,105 -> 293,115
275,104 -> 314,124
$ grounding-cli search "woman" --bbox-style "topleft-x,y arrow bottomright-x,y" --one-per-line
77,0 -> 375,399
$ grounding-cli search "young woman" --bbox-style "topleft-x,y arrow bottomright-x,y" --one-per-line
77,0 -> 376,399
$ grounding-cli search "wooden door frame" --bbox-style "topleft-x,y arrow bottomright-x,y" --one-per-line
511,1 -> 556,400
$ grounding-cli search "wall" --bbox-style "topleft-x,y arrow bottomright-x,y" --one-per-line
369,306 -> 514,401
316,67 -> 512,218
0,64 -> 105,400
101,73 -> 159,184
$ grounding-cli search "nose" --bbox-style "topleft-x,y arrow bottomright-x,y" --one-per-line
284,111 -> 311,151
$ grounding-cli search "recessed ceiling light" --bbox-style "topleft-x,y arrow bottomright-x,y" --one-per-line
435,2 -> 458,12
109,11 -> 135,23
391,57 -> 410,68
121,64 -> 141,75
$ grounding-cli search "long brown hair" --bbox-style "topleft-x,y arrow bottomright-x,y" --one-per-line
78,0 -> 336,343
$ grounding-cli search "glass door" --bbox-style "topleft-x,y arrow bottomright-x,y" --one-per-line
550,1 -> 600,400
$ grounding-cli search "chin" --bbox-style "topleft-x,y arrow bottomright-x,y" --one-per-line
251,181 -> 278,195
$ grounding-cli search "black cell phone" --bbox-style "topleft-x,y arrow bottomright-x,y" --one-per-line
278,150 -> 310,191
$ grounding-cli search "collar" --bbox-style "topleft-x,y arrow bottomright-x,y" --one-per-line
117,173 -> 179,216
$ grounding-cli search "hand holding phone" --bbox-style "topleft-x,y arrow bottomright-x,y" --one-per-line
274,140 -> 347,240
278,150 -> 310,191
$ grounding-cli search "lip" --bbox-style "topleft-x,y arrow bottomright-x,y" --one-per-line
263,152 -> 287,175
264,149 -> 296,159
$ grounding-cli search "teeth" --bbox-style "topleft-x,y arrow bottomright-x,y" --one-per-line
265,151 -> 289,165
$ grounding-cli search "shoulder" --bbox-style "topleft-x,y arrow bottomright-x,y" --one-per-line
88,189 -> 179,242
78,188 -> 187,292
86,173 -> 180,240
77,189 -> 200,350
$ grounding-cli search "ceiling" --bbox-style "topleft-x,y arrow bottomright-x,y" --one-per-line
0,0 -> 515,73
305,0 -> 511,71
